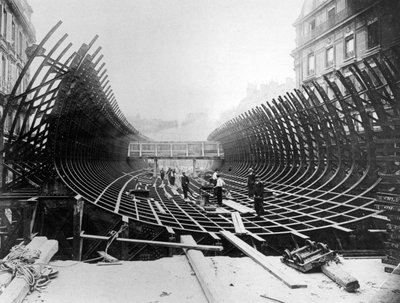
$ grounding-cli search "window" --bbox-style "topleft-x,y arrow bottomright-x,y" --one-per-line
367,21 -> 379,48
345,35 -> 354,59
18,32 -> 22,56
327,7 -> 335,24
1,55 -> 5,85
326,46 -> 334,67
309,19 -> 316,32
307,53 -> 315,76
2,8 -> 6,37
11,20 -> 15,47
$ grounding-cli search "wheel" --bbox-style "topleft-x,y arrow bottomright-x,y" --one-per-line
305,239 -> 316,250
293,253 -> 304,264
283,249 -> 292,260
317,242 -> 329,253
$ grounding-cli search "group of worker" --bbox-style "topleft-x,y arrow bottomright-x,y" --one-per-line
159,167 -> 191,200
159,166 -> 266,217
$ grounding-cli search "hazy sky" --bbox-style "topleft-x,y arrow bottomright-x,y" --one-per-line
29,0 -> 303,122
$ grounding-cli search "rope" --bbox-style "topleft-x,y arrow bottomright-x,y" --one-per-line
0,243 -> 58,293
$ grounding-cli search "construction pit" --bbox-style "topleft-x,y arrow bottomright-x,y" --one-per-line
24,255 -> 399,303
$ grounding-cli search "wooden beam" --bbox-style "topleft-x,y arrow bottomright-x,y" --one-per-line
121,216 -> 129,260
0,239 -> 58,303
231,212 -> 247,234
80,232 -> 223,252
181,235 -> 232,303
223,200 -> 255,213
332,225 -> 353,233
321,262 -> 360,292
220,230 -> 307,289
0,237 -> 48,294
290,230 -> 309,240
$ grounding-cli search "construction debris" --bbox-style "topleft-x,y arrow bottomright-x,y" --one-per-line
281,240 -> 359,292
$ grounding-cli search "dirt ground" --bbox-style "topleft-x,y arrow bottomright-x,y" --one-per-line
24,256 -> 399,303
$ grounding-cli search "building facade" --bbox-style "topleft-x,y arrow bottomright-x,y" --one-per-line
0,0 -> 36,133
292,0 -> 400,89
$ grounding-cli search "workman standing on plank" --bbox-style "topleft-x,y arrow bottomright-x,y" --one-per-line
181,171 -> 190,200
214,174 -> 225,206
253,175 -> 265,217
247,168 -> 256,198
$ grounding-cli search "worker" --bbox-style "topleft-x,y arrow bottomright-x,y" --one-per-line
170,169 -> 176,186
247,168 -> 256,198
160,168 -> 165,181
212,169 -> 219,196
181,171 -> 190,200
214,174 -> 225,206
253,175 -> 265,217
212,169 -> 219,186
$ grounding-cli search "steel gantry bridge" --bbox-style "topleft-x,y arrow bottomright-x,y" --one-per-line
128,141 -> 223,159
0,21 -> 398,260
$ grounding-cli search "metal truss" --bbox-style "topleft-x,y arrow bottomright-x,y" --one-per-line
208,46 -> 400,236
0,22 -> 145,192
2,22 -> 399,244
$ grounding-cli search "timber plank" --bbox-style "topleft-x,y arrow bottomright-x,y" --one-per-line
321,261 -> 360,292
231,212 -> 247,234
220,231 -> 307,289
181,235 -> 232,303
223,200 -> 255,213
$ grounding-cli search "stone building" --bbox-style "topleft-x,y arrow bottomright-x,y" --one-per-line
291,0 -> 400,89
0,0 -> 36,132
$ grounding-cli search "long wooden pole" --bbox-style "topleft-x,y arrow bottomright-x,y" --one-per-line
80,232 -> 223,252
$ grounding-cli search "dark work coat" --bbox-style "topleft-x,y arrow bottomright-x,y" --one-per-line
247,173 -> 256,196
181,175 -> 190,188
253,181 -> 264,216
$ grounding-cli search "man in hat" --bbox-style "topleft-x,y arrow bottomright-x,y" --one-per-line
247,168 -> 256,198
214,174 -> 225,206
253,175 -> 265,217
181,171 -> 190,200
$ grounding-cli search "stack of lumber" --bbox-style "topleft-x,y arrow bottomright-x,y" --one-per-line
375,193 -> 400,272
0,236 -> 58,303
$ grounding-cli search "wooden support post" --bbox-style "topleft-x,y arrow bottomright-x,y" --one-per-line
153,158 -> 158,177
166,226 -> 176,257
73,195 -> 84,261
121,216 -> 129,260
321,261 -> 360,292
22,208 -> 31,243
192,159 -> 196,177
181,235 -> 232,303
0,239 -> 58,303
